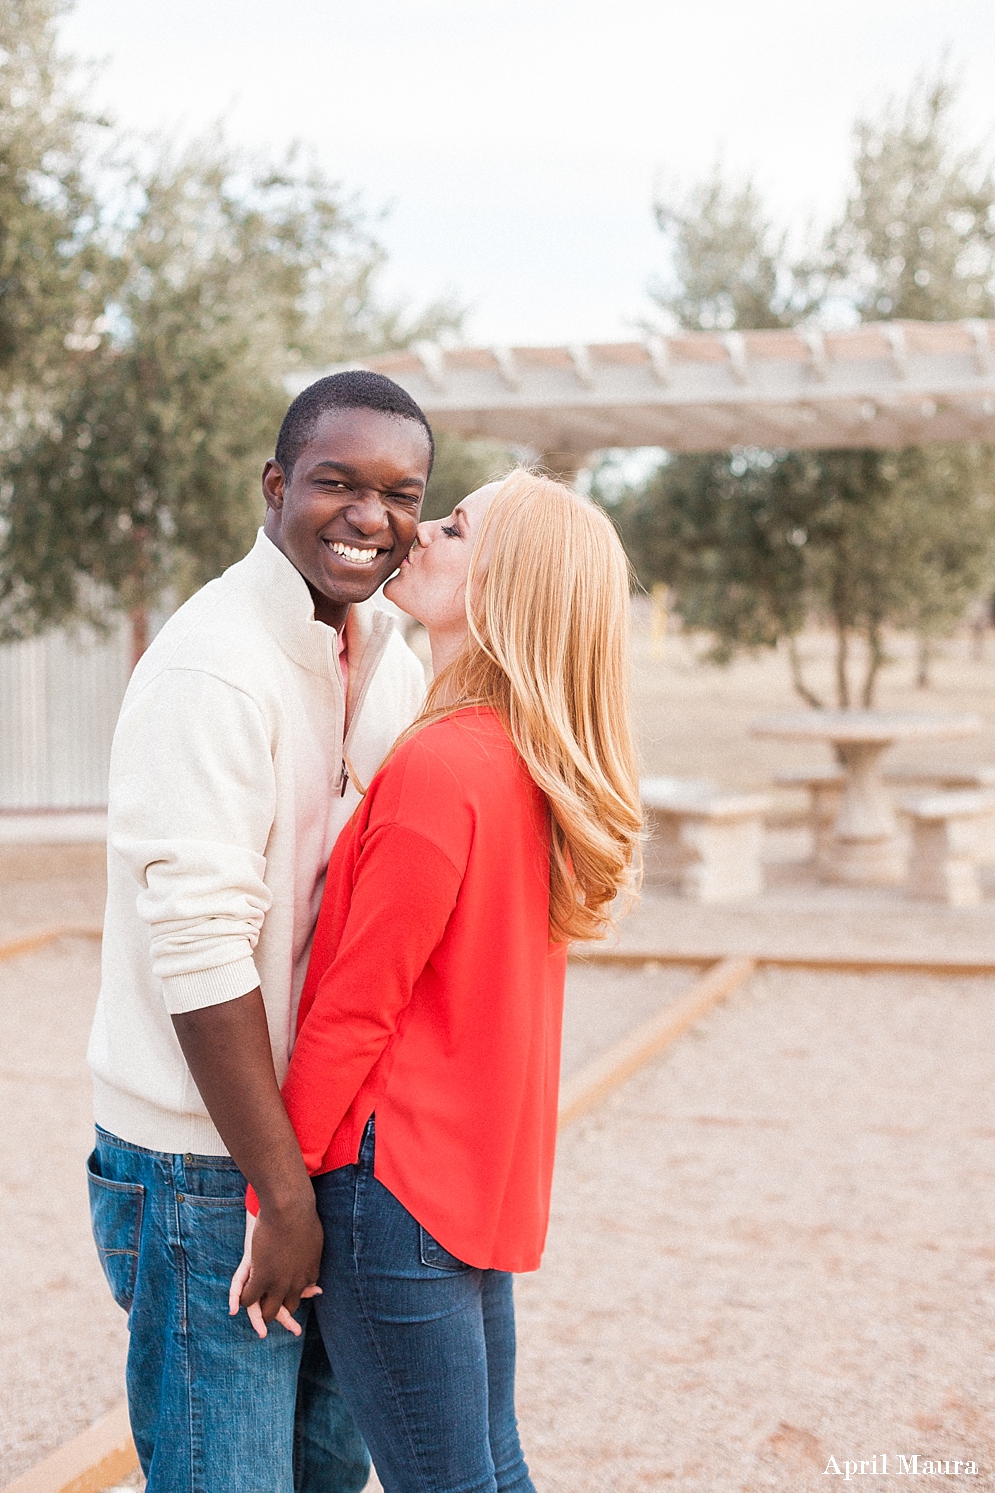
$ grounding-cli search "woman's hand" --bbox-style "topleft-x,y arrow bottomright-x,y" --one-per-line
229,1210 -> 321,1340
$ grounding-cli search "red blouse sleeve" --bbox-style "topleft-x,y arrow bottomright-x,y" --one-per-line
255,823 -> 463,1207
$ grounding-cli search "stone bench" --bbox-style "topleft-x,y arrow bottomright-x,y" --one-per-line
641,778 -> 770,903
887,768 -> 995,864
773,765 -> 846,866
900,789 -> 995,906
884,765 -> 995,790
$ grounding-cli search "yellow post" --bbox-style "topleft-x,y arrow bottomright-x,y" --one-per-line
650,583 -> 670,659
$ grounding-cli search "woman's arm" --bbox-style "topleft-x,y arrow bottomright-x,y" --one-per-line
247,822 -> 463,1211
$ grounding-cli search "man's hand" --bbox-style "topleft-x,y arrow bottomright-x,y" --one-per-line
172,988 -> 324,1333
230,1206 -> 323,1339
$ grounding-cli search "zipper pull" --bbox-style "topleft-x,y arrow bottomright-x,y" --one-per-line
339,759 -> 350,798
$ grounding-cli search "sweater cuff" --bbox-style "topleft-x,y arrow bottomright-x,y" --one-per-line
161,956 -> 261,1015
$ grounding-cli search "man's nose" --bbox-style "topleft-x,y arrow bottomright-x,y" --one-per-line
345,491 -> 390,534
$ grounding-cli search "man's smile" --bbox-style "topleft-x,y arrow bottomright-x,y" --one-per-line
323,539 -> 390,567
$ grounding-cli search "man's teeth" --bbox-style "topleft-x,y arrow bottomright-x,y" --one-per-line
329,542 -> 379,564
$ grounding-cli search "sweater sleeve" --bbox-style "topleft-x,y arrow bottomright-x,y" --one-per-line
108,667 -> 276,1015
260,822 -> 462,1200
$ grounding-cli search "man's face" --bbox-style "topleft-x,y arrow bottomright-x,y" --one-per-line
262,407 -> 432,621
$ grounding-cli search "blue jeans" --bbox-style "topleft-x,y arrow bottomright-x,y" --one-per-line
312,1119 -> 535,1493
87,1127 -> 370,1493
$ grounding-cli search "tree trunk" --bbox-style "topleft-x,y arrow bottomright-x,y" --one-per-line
128,532 -> 153,673
915,633 -> 933,689
861,623 -> 886,706
787,635 -> 825,708
129,606 -> 150,673
834,623 -> 851,709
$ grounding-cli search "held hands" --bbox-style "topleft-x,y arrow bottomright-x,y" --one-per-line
229,1202 -> 323,1340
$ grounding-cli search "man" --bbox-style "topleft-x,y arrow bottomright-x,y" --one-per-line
86,371 -> 432,1492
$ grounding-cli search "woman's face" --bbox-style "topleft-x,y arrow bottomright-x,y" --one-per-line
384,482 -> 500,631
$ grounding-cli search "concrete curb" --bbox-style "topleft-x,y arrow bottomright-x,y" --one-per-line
558,956 -> 756,1129
0,1402 -> 136,1493
571,947 -> 995,978
0,929 -> 102,964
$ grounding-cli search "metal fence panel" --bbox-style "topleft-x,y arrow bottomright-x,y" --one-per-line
0,623 -> 131,809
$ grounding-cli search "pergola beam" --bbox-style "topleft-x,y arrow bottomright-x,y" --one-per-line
293,319 -> 995,455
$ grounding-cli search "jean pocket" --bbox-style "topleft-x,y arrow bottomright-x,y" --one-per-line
178,1190 -> 247,1289
86,1150 -> 145,1312
419,1225 -> 470,1273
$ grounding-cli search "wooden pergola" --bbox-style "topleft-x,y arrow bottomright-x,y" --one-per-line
294,319 -> 995,476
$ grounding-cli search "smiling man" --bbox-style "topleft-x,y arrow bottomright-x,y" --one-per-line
85,372 -> 431,1493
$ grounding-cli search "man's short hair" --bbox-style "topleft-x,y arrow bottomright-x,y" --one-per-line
275,369 -> 435,480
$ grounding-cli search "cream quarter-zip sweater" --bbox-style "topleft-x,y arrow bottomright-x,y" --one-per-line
87,529 -> 426,1155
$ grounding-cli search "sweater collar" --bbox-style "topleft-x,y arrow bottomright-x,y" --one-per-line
238,529 -> 393,681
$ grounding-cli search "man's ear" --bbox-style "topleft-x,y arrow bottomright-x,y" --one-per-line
262,458 -> 286,514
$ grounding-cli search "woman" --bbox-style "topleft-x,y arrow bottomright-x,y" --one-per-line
235,470 -> 640,1492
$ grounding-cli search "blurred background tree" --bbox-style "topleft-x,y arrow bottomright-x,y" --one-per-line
650,168 -> 801,332
0,137 -> 462,662
2,9 -> 994,688
615,70 -> 995,706
420,430 -> 512,523
0,1 -> 470,663
0,0 -> 106,392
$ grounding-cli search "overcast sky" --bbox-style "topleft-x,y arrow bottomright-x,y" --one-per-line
60,0 -> 995,347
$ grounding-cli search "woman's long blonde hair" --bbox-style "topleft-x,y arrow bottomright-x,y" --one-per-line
404,469 -> 641,944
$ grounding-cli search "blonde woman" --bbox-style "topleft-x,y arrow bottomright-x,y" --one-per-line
235,471 -> 640,1493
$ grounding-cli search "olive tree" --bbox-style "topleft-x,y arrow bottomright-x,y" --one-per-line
0,135 -> 462,662
623,71 -> 995,705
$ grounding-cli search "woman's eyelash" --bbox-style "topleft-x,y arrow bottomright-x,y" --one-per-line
441,523 -> 460,538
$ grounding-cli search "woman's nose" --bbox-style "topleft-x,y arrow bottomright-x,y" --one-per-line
415,520 -> 434,547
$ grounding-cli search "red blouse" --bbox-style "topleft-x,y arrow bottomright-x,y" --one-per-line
274,707 -> 566,1272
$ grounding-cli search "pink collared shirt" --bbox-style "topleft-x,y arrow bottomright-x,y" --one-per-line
337,625 -> 348,694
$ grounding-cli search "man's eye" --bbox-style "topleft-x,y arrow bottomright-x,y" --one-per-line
441,523 -> 460,538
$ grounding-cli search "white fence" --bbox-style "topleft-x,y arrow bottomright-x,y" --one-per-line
0,623 -> 131,810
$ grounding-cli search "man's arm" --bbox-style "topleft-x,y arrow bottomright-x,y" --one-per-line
172,989 -> 322,1325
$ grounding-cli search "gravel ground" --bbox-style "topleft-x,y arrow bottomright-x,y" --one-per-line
0,843 -> 106,945
5,606 -> 995,1490
515,967 -> 995,1492
0,940 -> 696,1485
619,882 -> 995,967
4,947 -> 994,1491
0,937 -> 128,1484
5,950 -> 994,1493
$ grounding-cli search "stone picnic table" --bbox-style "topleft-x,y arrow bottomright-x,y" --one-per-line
751,710 -> 981,885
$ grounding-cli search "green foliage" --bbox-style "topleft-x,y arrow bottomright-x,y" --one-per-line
826,74 -> 995,322
610,450 -> 810,654
0,0 -> 106,387
617,444 -> 995,706
1,145 -> 391,635
420,430 -> 513,523
629,68 -> 995,705
650,169 -> 802,331
0,11 -> 465,643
